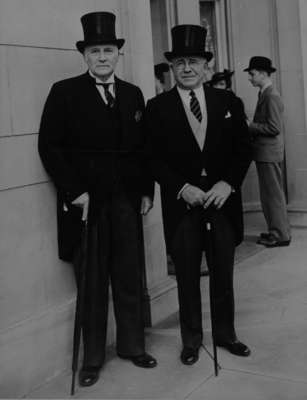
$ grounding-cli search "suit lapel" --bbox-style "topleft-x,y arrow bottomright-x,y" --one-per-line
79,72 -> 109,111
203,85 -> 221,151
257,85 -> 273,107
168,87 -> 202,153
115,76 -> 132,127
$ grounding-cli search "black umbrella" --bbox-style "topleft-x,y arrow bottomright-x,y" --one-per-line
71,221 -> 88,396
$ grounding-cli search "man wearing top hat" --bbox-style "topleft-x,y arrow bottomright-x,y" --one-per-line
244,56 -> 291,247
145,25 -> 252,365
38,12 -> 157,387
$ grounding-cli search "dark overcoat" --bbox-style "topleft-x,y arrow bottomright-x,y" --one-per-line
145,85 -> 252,249
38,72 -> 153,261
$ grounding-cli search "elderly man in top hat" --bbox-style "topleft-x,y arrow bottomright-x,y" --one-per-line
145,25 -> 252,365
244,56 -> 291,247
38,12 -> 157,387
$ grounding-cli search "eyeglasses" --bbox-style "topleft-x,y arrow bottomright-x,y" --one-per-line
172,58 -> 206,70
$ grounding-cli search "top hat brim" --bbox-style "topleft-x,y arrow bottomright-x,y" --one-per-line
76,38 -> 125,53
243,66 -> 276,73
164,50 -> 213,62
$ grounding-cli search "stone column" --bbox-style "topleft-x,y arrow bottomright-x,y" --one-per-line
176,0 -> 200,24
119,0 -> 178,324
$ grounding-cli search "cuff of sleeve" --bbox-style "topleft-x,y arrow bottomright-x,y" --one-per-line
177,183 -> 190,200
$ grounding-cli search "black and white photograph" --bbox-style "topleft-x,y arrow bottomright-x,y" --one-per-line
0,1 -> 307,399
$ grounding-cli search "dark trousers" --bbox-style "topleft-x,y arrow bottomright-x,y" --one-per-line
74,189 -> 145,368
170,206 -> 236,350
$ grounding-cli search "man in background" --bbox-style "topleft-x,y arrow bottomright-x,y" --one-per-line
245,56 -> 291,247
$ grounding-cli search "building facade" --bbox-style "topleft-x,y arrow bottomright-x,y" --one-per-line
0,0 -> 306,397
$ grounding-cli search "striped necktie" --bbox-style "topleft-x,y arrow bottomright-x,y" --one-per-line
96,82 -> 115,107
189,90 -> 202,122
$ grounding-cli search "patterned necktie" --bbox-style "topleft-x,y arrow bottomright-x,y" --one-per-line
96,82 -> 115,107
189,90 -> 202,122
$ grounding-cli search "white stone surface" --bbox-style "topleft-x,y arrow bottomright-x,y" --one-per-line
0,0 -> 120,49
7,46 -> 84,135
0,134 -> 47,191
0,46 -> 11,136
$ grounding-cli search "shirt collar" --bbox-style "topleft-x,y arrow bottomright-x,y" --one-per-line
260,81 -> 272,94
176,84 -> 204,98
89,70 -> 115,85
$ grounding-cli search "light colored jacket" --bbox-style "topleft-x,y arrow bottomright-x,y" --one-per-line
249,85 -> 284,162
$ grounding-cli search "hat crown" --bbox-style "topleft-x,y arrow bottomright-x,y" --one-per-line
171,25 -> 207,55
81,12 -> 116,41
247,56 -> 275,71
76,11 -> 125,53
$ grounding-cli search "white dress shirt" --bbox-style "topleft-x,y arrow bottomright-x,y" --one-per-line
89,70 -> 115,104
176,85 -> 205,113
176,85 -> 207,199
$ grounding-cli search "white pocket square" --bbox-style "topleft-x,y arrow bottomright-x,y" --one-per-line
225,111 -> 231,118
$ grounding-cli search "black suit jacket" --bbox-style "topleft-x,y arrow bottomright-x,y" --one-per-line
39,72 -> 153,261
145,85 -> 252,249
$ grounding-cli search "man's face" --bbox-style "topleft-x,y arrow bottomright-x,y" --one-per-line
84,44 -> 119,80
213,80 -> 227,90
248,69 -> 265,88
171,56 -> 207,90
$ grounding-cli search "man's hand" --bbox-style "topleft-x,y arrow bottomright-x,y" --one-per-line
181,185 -> 207,207
140,196 -> 153,215
203,181 -> 231,210
71,192 -> 90,221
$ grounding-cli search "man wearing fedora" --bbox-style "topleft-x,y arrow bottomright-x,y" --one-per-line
145,25 -> 252,365
38,12 -> 157,387
244,56 -> 291,247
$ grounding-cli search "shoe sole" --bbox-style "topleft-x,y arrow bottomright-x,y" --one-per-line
265,241 -> 291,248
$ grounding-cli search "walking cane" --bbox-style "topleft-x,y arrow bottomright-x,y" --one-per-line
203,211 -> 220,376
71,221 -> 88,396
138,214 -> 152,328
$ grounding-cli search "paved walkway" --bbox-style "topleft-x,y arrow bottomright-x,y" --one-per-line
28,224 -> 307,399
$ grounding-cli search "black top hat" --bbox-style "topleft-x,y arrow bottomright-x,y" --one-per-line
244,56 -> 276,73
164,25 -> 213,62
207,69 -> 234,87
76,12 -> 125,53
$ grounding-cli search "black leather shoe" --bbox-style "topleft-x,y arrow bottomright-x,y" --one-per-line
216,340 -> 251,357
257,234 -> 291,247
259,232 -> 270,239
180,347 -> 199,365
79,366 -> 101,387
118,352 -> 157,368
